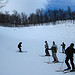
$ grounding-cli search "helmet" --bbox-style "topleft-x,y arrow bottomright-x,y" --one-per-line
45,41 -> 47,43
53,41 -> 55,44
70,43 -> 74,47
20,42 -> 22,44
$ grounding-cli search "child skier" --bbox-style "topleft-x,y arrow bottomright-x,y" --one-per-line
45,41 -> 50,56
61,42 -> 66,53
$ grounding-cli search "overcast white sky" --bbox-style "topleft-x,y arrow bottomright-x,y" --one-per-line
1,0 -> 75,15
2,0 -> 47,15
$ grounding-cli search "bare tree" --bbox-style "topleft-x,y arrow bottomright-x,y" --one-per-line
21,12 -> 27,25
0,0 -> 8,8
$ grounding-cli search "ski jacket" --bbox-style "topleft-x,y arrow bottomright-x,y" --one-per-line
51,45 -> 58,53
45,43 -> 49,49
65,46 -> 75,58
18,43 -> 22,48
61,43 -> 65,49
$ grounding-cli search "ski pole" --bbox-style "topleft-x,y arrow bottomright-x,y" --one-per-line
59,55 -> 66,70
59,61 -> 64,70
58,45 -> 61,53
48,56 -> 50,63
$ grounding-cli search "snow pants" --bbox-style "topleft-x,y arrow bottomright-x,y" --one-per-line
65,57 -> 74,70
45,49 -> 50,56
62,48 -> 65,53
19,47 -> 21,52
52,53 -> 58,61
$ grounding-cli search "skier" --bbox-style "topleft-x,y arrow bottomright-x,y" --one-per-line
45,41 -> 50,56
61,42 -> 66,53
65,43 -> 75,71
18,42 -> 22,52
50,41 -> 59,62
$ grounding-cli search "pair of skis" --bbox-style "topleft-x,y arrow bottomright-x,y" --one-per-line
45,61 -> 63,64
56,69 -> 75,73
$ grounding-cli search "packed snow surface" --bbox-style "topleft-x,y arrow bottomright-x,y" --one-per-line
0,22 -> 75,75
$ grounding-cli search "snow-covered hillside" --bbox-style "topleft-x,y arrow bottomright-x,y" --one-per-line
0,22 -> 75,75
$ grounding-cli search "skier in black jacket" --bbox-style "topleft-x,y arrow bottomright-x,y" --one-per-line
65,43 -> 75,71
61,42 -> 66,53
18,42 -> 22,52
45,41 -> 50,56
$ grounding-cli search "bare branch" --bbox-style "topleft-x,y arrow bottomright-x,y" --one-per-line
0,0 -> 8,8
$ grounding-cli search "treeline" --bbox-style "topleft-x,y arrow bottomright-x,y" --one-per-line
0,6 -> 75,27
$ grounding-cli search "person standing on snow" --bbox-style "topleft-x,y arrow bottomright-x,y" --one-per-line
45,41 -> 50,56
65,43 -> 75,71
18,42 -> 22,52
61,42 -> 66,53
50,41 -> 59,62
